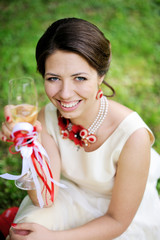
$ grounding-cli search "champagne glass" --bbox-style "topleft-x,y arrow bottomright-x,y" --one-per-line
8,77 -> 38,190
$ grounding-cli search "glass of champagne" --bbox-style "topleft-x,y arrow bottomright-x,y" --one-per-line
8,77 -> 38,190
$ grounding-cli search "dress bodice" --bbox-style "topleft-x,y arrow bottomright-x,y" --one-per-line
45,103 -> 154,196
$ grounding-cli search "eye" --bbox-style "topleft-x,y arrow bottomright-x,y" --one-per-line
75,76 -> 87,81
46,76 -> 59,82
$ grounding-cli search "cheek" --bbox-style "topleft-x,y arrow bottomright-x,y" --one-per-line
44,82 -> 57,98
81,83 -> 98,98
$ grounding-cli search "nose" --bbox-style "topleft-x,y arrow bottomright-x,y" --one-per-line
59,81 -> 74,100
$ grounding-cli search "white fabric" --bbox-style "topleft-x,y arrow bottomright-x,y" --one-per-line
14,103 -> 160,239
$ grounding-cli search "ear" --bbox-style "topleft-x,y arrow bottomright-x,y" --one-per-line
98,75 -> 105,85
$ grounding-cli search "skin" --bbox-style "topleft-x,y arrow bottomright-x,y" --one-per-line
1,50 -> 151,240
44,50 -> 104,126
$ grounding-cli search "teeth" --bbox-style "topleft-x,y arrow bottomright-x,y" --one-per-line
61,101 -> 79,108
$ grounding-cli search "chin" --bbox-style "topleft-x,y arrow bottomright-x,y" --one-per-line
59,111 -> 78,120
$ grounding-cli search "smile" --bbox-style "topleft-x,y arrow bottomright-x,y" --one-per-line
57,100 -> 81,110
61,101 -> 80,108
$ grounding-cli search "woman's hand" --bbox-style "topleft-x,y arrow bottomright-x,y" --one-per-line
0,105 -> 42,141
9,222 -> 53,240
0,105 -> 15,141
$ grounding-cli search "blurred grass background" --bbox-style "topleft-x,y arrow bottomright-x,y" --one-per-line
0,0 -> 159,212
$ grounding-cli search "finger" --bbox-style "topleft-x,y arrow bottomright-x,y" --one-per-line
11,222 -> 34,231
10,225 -> 30,240
4,105 -> 13,123
1,121 -> 14,139
12,228 -> 30,236
0,129 -> 7,141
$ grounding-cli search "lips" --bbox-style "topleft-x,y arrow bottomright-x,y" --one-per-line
60,101 -> 80,108
57,100 -> 81,110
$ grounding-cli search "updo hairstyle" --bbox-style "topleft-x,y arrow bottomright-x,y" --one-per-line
35,18 -> 115,97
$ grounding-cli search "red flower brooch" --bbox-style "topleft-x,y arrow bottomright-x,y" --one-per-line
58,116 -> 97,147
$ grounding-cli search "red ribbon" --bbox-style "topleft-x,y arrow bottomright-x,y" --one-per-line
7,129 -> 54,205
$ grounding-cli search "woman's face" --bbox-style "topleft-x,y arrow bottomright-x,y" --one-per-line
44,50 -> 104,121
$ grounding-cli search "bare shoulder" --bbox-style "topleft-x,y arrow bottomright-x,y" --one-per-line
108,100 -> 151,150
92,100 -> 134,150
108,100 -> 133,122
105,100 -> 133,132
122,127 -> 151,157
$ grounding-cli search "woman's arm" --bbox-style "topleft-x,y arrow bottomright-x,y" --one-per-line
53,128 -> 151,240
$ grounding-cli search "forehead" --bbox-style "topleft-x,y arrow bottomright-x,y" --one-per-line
45,50 -> 97,75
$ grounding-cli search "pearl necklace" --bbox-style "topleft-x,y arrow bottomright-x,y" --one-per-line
58,96 -> 108,148
88,96 -> 108,135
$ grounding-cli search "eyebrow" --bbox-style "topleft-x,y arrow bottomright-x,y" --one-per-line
71,72 -> 89,76
45,72 -> 89,77
45,73 -> 60,77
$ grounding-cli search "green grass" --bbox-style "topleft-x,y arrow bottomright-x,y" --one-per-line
0,0 -> 160,212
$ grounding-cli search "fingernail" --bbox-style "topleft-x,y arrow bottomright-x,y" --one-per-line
33,126 -> 37,132
11,223 -> 17,227
6,116 -> 10,122
2,136 -> 5,141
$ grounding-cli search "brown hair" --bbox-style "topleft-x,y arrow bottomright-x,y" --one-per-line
36,18 -> 115,97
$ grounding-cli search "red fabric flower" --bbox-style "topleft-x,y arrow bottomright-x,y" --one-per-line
58,116 -> 97,147
71,124 -> 84,134
58,117 -> 70,130
69,124 -> 84,146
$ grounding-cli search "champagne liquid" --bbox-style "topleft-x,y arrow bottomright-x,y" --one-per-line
11,104 -> 38,125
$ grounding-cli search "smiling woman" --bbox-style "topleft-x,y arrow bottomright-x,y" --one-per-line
1,17 -> 160,240
44,50 -> 103,122
37,18 -> 115,98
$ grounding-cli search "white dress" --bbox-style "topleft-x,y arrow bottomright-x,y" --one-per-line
14,103 -> 160,239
